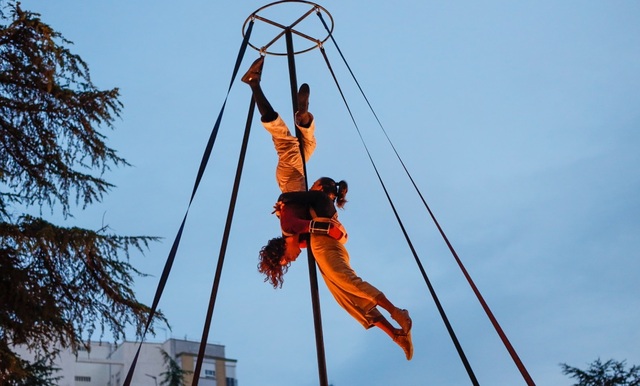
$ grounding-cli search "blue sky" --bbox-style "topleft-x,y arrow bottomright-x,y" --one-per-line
16,1 -> 640,385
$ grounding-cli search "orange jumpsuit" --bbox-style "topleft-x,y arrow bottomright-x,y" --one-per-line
262,114 -> 315,193
278,192 -> 384,328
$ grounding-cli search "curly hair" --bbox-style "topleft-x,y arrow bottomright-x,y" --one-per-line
257,236 -> 288,288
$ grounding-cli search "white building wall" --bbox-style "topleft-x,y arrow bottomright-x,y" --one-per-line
225,361 -> 237,379
73,343 -> 119,386
13,339 -> 237,386
114,342 -> 165,386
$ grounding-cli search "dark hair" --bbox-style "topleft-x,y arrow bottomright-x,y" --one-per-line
314,177 -> 348,209
258,236 -> 288,288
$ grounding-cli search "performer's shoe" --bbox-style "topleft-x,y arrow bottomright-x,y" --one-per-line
392,308 -> 412,334
241,56 -> 264,85
393,331 -> 414,361
297,83 -> 310,113
295,83 -> 313,127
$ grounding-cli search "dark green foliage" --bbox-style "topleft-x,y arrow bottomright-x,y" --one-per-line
0,1 -> 164,382
561,358 -> 640,386
0,1 -> 124,217
159,349 -> 192,386
0,356 -> 62,386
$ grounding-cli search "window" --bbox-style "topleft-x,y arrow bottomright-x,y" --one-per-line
75,376 -> 91,382
226,377 -> 237,386
200,361 -> 216,379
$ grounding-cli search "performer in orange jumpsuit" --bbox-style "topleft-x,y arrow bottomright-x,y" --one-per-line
243,57 -> 413,360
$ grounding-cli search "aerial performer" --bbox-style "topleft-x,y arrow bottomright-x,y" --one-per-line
242,56 -> 414,360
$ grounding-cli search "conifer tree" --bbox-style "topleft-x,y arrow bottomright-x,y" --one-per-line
0,1 -> 164,382
159,349 -> 192,386
561,358 -> 640,386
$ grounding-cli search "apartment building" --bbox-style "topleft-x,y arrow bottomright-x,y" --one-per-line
15,338 -> 238,386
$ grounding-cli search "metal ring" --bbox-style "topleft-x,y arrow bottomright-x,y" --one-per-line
241,0 -> 334,56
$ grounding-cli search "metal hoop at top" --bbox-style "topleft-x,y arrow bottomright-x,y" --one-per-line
242,0 -> 334,56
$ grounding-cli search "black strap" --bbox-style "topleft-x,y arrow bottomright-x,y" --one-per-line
317,11 -> 536,386
191,97 -> 256,386
317,45 -> 479,386
316,10 -> 480,384
122,19 -> 255,386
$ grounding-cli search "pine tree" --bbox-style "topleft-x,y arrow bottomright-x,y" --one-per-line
159,349 -> 192,386
561,358 -> 640,386
0,1 -> 164,382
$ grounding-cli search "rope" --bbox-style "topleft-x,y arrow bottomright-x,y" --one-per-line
122,19 -> 255,386
285,27 -> 329,386
316,11 -> 536,386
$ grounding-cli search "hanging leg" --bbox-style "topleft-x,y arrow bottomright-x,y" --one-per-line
242,57 -> 278,122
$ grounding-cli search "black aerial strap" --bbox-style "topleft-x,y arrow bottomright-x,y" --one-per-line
316,11 -> 535,386
317,45 -> 479,386
191,97 -> 255,386
285,28 -> 329,386
123,20 -> 254,386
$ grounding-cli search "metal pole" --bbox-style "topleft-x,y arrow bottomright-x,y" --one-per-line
285,27 -> 329,386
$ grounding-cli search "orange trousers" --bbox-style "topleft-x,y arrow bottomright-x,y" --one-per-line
311,234 -> 383,328
262,114 -> 315,193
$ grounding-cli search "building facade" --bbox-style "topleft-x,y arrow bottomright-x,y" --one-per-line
15,339 -> 238,386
